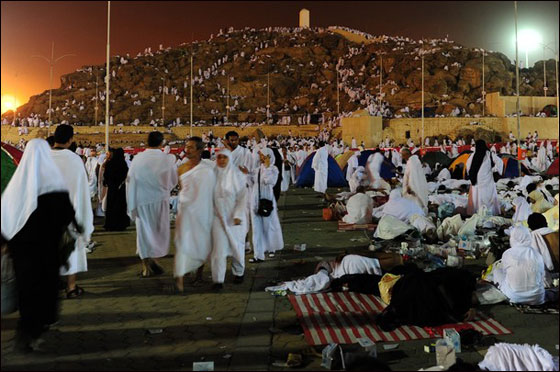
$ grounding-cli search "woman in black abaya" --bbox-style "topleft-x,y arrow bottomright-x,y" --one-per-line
103,148 -> 130,231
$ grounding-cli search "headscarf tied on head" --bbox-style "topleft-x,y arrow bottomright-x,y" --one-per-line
468,139 -> 489,186
1,139 -> 69,240
258,147 -> 276,168
215,148 -> 246,200
509,225 -> 533,249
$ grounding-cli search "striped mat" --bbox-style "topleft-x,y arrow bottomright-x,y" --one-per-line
289,292 -> 512,345
337,221 -> 377,232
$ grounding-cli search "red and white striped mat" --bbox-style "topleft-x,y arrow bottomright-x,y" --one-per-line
288,292 -> 512,345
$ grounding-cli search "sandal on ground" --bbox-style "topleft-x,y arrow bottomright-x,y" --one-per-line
268,253 -> 275,258
66,286 -> 84,299
139,270 -> 153,278
249,258 -> 264,263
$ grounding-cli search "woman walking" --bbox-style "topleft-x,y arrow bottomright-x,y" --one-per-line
103,148 -> 130,231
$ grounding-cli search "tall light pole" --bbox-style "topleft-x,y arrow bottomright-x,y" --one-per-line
336,66 -> 340,115
190,53 -> 193,137
105,0 -> 111,152
226,76 -> 230,124
161,77 -> 166,126
421,51 -> 425,153
514,1 -> 521,175
94,72 -> 99,126
32,42 -> 76,134
379,54 -> 383,107
267,70 -> 270,124
482,49 -> 486,116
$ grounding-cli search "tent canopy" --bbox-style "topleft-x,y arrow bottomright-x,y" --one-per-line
296,152 -> 348,188
421,151 -> 452,169
448,152 -> 472,180
1,143 -> 22,194
546,158 -> 559,176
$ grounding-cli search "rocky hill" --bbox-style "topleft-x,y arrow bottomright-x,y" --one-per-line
4,26 -> 558,125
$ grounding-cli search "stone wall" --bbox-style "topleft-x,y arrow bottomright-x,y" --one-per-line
341,115 -> 382,148
381,117 -> 559,144
2,116 -> 557,147
485,92 -> 557,116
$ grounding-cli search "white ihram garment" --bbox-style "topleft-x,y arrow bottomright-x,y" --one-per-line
211,149 -> 248,283
342,192 -> 373,224
126,149 -> 178,259
84,156 -> 98,198
174,161 -> 216,277
402,155 -> 429,211
312,146 -> 329,193
346,153 -> 359,182
250,150 -> 284,260
492,226 -> 545,305
466,152 -> 500,216
51,149 -> 94,276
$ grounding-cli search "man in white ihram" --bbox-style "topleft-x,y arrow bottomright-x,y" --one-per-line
126,131 -> 178,278
50,124 -> 94,299
312,142 -> 329,193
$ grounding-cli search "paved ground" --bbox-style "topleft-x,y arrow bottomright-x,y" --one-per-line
1,187 -> 559,371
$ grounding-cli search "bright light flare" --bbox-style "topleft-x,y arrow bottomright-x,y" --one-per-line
514,29 -> 542,52
1,95 -> 19,114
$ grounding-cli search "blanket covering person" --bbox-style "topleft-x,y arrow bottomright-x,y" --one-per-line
466,139 -> 500,216
210,149 -> 248,284
1,139 -> 76,352
478,343 -> 558,371
126,148 -> 178,261
376,266 -> 477,330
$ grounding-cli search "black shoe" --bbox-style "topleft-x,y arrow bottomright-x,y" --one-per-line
233,275 -> 244,284
212,283 -> 224,291
150,262 -> 164,276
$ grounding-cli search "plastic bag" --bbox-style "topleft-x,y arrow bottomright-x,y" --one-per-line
378,273 -> 401,304
1,252 -> 18,315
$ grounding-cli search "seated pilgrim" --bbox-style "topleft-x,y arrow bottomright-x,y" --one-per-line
490,226 -> 546,306
528,213 -> 559,288
342,186 -> 373,225
542,194 -> 559,231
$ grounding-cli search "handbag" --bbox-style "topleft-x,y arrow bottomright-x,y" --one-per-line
1,252 -> 18,315
257,169 -> 274,217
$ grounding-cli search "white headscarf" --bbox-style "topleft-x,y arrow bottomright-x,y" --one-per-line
1,139 -> 69,240
258,147 -> 275,167
510,225 -> 533,248
214,148 -> 246,199
512,196 -> 531,224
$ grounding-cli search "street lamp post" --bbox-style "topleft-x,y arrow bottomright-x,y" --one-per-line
226,76 -> 230,124
32,42 -> 76,134
482,49 -> 486,116
161,77 -> 166,126
514,1 -> 521,175
94,72 -> 99,126
105,0 -> 111,152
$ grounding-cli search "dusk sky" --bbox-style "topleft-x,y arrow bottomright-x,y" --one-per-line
1,1 -> 558,113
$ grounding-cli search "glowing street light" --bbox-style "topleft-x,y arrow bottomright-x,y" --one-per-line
514,29 -> 542,68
